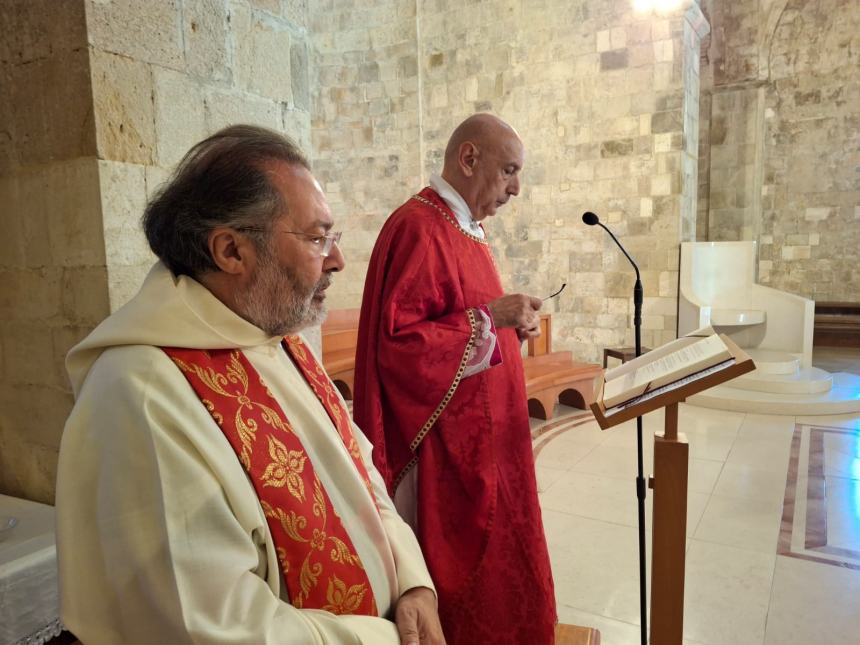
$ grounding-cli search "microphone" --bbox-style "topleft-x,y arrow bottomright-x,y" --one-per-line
581,211 -> 641,289
582,211 -> 599,226
580,211 -> 648,645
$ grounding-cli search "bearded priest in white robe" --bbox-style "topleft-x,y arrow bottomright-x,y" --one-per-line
56,125 -> 444,645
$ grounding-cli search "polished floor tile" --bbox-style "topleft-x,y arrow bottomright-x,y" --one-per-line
571,444 -> 653,481
683,539 -> 775,645
557,603 -> 708,645
822,430 -> 860,479
693,494 -> 783,554
812,346 -> 860,376
684,430 -> 737,462
724,432 -> 793,473
534,405 -> 860,644
679,404 -> 745,435
541,470 -> 640,526
535,434 -> 597,471
556,605 -> 642,645
736,412 -> 796,438
687,458 -> 724,495
795,412 -> 860,430
600,423 -> 659,450
764,555 -> 860,645
543,509 -> 644,625
823,475 -> 860,551
535,464 -> 568,493
712,463 -> 790,504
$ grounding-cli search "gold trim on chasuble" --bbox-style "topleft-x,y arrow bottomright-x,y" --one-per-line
411,193 -> 489,245
392,307 -> 481,489
163,341 -> 378,616
392,192 -> 489,488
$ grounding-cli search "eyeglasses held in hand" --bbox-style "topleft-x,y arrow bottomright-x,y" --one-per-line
543,283 -> 566,301
239,228 -> 342,257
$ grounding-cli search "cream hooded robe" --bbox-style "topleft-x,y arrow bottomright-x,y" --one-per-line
56,262 -> 433,644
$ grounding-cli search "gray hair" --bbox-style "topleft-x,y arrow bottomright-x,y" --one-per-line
142,124 -> 310,278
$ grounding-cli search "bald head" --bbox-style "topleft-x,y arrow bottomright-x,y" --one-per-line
441,114 -> 524,221
443,114 -> 519,168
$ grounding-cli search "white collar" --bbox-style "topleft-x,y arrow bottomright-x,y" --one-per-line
429,174 -> 485,239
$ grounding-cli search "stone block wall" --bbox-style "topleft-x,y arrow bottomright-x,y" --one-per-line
700,0 -> 860,301
85,0 -> 314,309
702,86 -> 764,241
309,0 -> 421,307
0,0 -> 715,503
0,0 -> 106,503
314,0 -> 709,361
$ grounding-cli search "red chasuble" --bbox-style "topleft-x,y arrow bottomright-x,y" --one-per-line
354,188 -> 556,643
163,336 -> 378,616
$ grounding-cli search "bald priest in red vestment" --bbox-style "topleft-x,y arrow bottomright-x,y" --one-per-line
353,114 -> 557,644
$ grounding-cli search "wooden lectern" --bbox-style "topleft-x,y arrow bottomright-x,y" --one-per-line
590,335 -> 754,645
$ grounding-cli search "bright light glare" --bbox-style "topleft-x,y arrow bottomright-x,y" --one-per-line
852,480 -> 860,526
633,0 -> 685,13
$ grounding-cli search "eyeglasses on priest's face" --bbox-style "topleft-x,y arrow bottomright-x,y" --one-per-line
238,227 -> 342,257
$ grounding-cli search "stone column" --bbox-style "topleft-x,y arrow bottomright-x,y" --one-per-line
0,0 -> 314,503
0,0 -> 106,503
680,1 -> 710,242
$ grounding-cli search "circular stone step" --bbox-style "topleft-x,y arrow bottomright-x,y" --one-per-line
729,366 -> 833,394
743,348 -> 801,375
687,371 -> 860,416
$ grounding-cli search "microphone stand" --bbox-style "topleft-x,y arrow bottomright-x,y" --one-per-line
589,217 -> 647,645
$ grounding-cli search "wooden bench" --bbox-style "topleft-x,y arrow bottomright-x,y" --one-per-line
814,301 -> 860,348
321,310 -> 602,421
321,308 -> 360,399
602,345 -> 651,368
523,314 -> 602,420
555,622 -> 601,644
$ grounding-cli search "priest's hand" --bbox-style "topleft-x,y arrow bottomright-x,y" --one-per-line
487,293 -> 542,330
516,317 -> 542,341
395,586 -> 446,645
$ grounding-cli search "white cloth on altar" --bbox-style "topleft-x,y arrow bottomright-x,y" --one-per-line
57,262 -> 433,645
0,494 -> 63,645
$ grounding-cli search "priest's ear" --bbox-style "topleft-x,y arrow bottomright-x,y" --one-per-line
207,226 -> 258,277
458,141 -> 480,177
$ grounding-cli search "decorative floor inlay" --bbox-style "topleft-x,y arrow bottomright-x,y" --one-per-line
531,409 -> 594,460
779,423 -> 860,570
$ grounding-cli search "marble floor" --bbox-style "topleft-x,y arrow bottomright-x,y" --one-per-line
533,403 -> 860,645
813,346 -> 860,375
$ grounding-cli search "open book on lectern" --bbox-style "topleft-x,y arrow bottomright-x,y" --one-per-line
592,327 -> 755,417
602,327 -> 730,408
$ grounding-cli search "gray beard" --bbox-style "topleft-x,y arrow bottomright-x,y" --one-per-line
235,250 -> 328,337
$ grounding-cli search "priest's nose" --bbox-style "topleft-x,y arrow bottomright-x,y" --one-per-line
323,239 -> 345,272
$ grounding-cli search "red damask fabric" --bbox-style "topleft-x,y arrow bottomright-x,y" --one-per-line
354,188 -> 556,643
163,343 -> 378,616
283,335 -> 378,507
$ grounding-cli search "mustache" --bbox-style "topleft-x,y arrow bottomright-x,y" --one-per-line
315,274 -> 332,293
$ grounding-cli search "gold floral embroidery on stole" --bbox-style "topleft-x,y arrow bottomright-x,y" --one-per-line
163,345 -> 378,616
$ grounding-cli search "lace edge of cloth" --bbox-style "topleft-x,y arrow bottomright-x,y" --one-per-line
12,618 -> 64,645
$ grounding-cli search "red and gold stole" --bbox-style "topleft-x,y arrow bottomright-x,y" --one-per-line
163,335 -> 378,616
